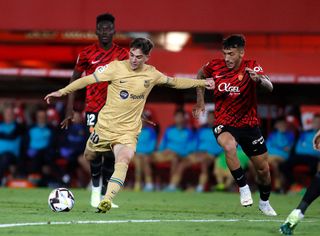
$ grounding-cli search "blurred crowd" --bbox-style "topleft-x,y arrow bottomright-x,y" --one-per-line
1,102 -> 320,194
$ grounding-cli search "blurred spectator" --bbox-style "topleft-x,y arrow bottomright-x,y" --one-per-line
0,106 -> 24,185
266,117 -> 295,192
59,111 -> 87,186
285,114 -> 320,190
23,108 -> 56,186
133,113 -> 158,192
153,109 -> 195,191
164,111 -> 222,192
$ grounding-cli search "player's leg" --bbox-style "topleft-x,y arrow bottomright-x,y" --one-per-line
83,148 -> 102,207
97,143 -> 134,213
101,151 -> 119,208
165,155 -> 191,191
216,131 -> 252,206
196,153 -> 213,192
250,152 -> 277,216
133,154 -> 142,191
280,171 -> 320,234
142,154 -> 154,191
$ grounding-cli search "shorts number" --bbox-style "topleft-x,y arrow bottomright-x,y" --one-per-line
90,130 -> 99,144
86,113 -> 96,126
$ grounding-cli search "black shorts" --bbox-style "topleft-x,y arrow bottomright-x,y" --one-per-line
213,125 -> 267,157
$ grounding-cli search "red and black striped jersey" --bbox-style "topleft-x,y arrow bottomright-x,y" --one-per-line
203,59 -> 265,128
75,43 -> 128,112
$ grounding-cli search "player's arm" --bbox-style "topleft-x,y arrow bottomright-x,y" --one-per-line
44,74 -> 97,104
313,129 -> 320,151
61,69 -> 83,129
157,74 -> 214,90
193,69 -> 207,118
245,67 -> 273,92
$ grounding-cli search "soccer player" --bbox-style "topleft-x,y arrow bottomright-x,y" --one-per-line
193,34 -> 276,216
280,129 -> 320,235
61,13 -> 128,208
44,37 -> 215,213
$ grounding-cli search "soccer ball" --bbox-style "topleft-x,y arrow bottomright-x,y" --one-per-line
48,188 -> 75,212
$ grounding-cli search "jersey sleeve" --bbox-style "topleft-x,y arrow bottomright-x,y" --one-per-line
92,61 -> 117,82
250,61 -> 265,76
154,70 -> 206,89
202,60 -> 214,78
59,74 -> 96,95
74,50 -> 89,73
118,48 -> 129,60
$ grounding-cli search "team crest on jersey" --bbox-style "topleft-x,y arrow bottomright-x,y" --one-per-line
238,73 -> 244,81
120,90 -> 129,99
144,80 -> 151,88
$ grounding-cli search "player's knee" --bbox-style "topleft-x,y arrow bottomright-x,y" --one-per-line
222,141 -> 237,154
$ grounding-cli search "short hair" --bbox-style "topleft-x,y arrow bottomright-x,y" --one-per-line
130,38 -> 154,55
222,34 -> 246,49
96,13 -> 115,25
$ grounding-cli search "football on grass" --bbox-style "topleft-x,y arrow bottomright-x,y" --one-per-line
48,188 -> 75,212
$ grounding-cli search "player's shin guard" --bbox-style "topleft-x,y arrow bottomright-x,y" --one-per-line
90,155 -> 103,187
258,184 -> 271,201
297,171 -> 320,214
105,162 -> 128,201
230,167 -> 247,187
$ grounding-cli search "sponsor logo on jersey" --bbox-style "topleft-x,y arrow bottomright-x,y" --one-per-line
96,64 -> 109,73
130,94 -> 145,100
218,82 -> 240,93
215,74 -> 224,78
214,125 -> 224,134
252,136 -> 264,145
144,80 -> 151,88
91,60 -> 100,64
253,66 -> 263,73
120,90 -> 129,99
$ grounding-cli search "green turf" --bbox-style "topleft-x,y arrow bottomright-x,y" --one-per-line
0,188 -> 319,235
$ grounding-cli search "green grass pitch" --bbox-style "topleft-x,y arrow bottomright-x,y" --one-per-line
0,188 -> 319,235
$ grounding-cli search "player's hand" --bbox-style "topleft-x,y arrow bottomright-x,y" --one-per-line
313,130 -> 320,151
205,78 -> 215,90
192,103 -> 205,119
60,114 -> 74,129
44,91 -> 62,104
245,67 -> 260,82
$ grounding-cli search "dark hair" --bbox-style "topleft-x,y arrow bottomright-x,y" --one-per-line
130,38 -> 154,55
174,108 -> 185,116
222,34 -> 245,49
96,13 -> 115,25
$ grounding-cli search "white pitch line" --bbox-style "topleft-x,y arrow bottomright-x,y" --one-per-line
0,219 -> 317,228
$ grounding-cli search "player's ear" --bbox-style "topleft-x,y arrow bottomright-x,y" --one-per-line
145,54 -> 150,62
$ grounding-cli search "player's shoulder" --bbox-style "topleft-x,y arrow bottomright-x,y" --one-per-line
205,59 -> 225,67
112,43 -> 128,53
243,59 -> 258,66
80,43 -> 98,53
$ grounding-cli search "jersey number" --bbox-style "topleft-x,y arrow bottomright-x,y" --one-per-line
86,113 -> 96,126
90,130 -> 99,144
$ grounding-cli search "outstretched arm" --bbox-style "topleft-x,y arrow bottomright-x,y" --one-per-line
163,76 -> 214,90
245,67 -> 273,92
193,69 -> 207,118
44,74 -> 96,104
61,69 -> 83,129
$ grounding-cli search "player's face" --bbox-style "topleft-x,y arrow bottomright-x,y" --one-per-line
129,48 -> 149,70
222,47 -> 244,70
96,21 -> 115,45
